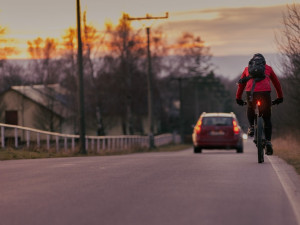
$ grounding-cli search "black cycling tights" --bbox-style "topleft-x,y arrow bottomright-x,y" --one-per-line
246,91 -> 272,141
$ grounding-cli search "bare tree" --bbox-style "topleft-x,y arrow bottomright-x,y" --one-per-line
98,14 -> 148,135
0,23 -> 20,90
277,4 -> 300,79
27,37 -> 62,83
0,24 -> 18,61
0,62 -> 24,92
170,32 -> 212,77
157,32 -> 213,137
82,11 -> 107,135
275,3 -> 300,133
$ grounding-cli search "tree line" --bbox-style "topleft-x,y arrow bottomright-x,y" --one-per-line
0,12 -> 232,138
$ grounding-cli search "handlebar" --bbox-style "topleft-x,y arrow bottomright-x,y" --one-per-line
240,100 -> 279,106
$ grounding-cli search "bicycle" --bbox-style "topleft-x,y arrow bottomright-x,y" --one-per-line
242,99 -> 273,163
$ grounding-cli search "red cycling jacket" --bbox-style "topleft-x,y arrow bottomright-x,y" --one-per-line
236,64 -> 283,99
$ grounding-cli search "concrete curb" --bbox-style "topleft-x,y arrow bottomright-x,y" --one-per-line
268,155 -> 300,225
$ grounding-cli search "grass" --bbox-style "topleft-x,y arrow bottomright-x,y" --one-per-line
0,148 -> 76,160
273,135 -> 300,175
0,144 -> 192,161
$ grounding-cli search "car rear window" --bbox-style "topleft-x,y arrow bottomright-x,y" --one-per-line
202,117 -> 232,126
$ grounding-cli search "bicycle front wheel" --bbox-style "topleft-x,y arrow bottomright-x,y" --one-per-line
257,117 -> 264,163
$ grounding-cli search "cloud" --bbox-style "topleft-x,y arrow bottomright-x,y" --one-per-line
160,5 -> 292,56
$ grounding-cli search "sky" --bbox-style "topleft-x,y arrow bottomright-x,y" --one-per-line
0,0 -> 299,59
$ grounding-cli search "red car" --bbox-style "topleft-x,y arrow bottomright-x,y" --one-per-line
192,112 -> 243,153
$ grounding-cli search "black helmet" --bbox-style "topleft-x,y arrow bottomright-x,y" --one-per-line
252,53 -> 266,65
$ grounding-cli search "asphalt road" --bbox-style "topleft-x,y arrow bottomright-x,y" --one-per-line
0,140 -> 299,225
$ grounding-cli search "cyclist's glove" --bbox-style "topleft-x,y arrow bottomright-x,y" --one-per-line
236,99 -> 246,106
272,98 -> 283,105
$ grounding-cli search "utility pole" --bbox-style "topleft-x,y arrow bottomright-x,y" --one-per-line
76,0 -> 86,154
126,12 -> 168,149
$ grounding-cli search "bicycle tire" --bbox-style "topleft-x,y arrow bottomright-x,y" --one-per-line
257,117 -> 264,163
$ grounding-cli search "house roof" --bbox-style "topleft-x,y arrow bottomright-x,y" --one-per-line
10,84 -> 72,118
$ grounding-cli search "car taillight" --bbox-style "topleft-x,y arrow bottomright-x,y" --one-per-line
195,119 -> 202,134
233,119 -> 240,134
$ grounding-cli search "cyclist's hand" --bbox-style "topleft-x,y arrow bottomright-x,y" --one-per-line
272,98 -> 283,105
236,99 -> 246,106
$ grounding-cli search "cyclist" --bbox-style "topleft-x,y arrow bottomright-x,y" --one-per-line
236,53 -> 283,155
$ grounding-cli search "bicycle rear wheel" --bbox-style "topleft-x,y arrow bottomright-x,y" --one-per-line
257,117 -> 264,163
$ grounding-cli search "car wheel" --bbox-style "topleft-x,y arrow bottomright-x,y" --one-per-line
194,146 -> 202,153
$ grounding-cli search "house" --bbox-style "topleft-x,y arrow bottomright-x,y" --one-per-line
0,84 -> 74,135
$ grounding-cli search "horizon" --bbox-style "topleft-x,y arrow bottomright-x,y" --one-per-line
6,53 -> 283,81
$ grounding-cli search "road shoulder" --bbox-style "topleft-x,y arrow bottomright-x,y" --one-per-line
268,155 -> 300,225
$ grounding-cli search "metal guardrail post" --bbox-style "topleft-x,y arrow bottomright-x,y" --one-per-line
91,139 -> 94,152
108,138 -> 111,150
56,136 -> 59,152
85,138 -> 88,151
102,138 -> 105,150
46,135 -> 50,150
97,139 -> 100,153
27,131 -> 30,148
72,138 -> 75,152
37,133 -> 40,148
125,138 -> 128,149
64,137 -> 67,152
14,128 -> 18,148
1,127 -> 5,148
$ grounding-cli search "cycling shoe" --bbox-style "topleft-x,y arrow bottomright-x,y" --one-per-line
247,126 -> 254,137
265,141 -> 273,155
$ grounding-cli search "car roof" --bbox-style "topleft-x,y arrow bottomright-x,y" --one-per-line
200,112 -> 236,118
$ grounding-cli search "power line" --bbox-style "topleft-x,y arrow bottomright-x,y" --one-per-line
125,12 -> 169,21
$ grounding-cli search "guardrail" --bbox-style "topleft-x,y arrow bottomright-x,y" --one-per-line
0,123 -> 181,152
154,133 -> 181,146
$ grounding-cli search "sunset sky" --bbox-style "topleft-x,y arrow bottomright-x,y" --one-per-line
0,0 -> 298,59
